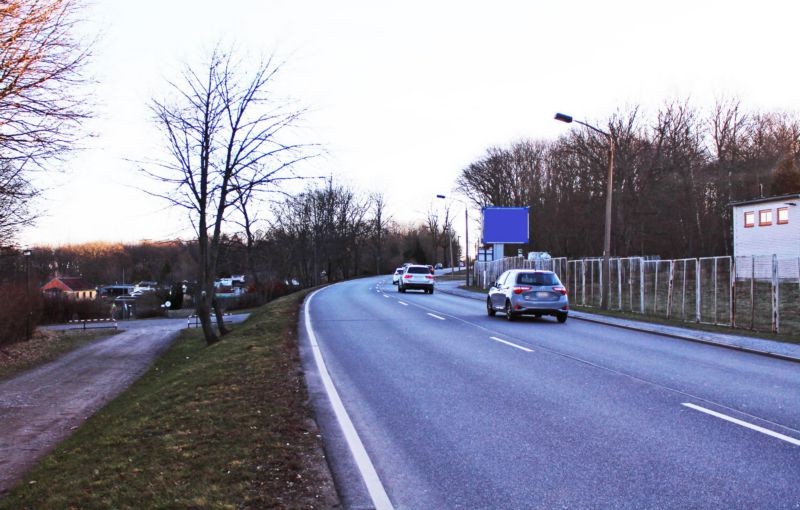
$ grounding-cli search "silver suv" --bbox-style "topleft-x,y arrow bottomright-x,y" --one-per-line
398,264 -> 435,294
487,270 -> 568,322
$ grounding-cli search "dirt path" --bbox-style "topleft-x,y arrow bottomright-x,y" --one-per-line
0,323 -> 183,494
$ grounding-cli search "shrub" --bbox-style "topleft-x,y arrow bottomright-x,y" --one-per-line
40,294 -> 110,324
0,282 -> 42,347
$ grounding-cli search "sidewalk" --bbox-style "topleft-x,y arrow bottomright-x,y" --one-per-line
435,279 -> 800,363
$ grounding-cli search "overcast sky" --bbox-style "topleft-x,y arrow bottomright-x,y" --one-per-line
19,0 -> 800,248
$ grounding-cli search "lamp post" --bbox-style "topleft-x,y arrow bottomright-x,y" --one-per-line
436,194 -> 470,287
23,248 -> 31,339
555,112 -> 615,310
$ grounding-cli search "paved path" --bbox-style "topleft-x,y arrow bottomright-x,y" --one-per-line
0,314 -> 247,495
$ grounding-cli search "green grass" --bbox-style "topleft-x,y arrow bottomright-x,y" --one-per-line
0,289 -> 338,509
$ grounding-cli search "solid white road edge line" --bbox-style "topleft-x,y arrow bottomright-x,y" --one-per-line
490,336 -> 534,353
682,402 -> 800,446
305,288 -> 394,510
427,313 -> 445,320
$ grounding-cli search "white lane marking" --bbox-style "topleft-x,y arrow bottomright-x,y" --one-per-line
304,289 -> 394,509
682,403 -> 800,446
490,336 -> 534,353
427,313 -> 445,320
398,301 -> 408,306
383,294 -> 390,298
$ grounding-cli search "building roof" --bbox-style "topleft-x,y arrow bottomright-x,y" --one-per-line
41,276 -> 96,292
730,193 -> 800,207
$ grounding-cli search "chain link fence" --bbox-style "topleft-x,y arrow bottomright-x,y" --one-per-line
474,254 -> 800,336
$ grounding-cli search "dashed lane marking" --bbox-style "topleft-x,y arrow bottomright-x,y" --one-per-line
683,402 -> 800,446
490,336 -> 534,353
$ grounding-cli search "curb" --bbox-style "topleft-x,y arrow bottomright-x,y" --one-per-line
435,284 -> 800,364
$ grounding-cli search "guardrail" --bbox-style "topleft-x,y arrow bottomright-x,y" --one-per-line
67,318 -> 118,330
186,313 -> 232,328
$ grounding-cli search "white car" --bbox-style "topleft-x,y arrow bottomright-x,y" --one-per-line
398,264 -> 435,294
392,267 -> 404,285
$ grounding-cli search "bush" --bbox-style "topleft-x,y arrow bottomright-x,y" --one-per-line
40,294 -> 110,324
0,282 -> 42,347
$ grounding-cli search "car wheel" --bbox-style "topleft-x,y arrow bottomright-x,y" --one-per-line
429,287 -> 434,295
556,312 -> 568,323
504,300 -> 515,321
398,285 -> 403,293
487,298 -> 496,316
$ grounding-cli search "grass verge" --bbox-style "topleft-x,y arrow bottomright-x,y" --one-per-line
0,289 -> 339,509
0,329 -> 119,381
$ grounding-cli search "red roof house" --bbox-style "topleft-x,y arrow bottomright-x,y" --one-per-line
41,277 -> 97,300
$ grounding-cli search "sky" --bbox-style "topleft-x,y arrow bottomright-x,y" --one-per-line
19,0 -> 800,249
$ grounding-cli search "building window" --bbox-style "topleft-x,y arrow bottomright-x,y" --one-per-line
758,209 -> 772,226
777,207 -> 789,225
744,211 -> 755,228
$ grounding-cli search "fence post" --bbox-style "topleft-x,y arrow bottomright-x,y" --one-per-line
582,259 -> 586,306
617,258 -> 622,311
681,259 -> 687,320
639,258 -> 645,314
666,260 -> 675,319
772,254 -> 779,334
750,256 -> 755,330
629,258 -> 634,312
730,256 -> 736,328
695,258 -> 701,323
713,257 -> 718,325
654,261 -> 659,315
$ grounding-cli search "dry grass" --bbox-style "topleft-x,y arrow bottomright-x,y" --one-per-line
0,290 -> 340,509
0,329 -> 118,381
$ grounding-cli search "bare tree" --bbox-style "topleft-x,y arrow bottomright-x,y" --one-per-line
368,192 -> 390,274
148,47 -> 310,345
0,0 -> 92,244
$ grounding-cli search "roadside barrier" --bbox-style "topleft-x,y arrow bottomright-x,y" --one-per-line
186,313 -> 232,328
68,318 -> 118,330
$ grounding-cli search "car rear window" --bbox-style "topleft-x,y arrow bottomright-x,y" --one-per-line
408,267 -> 430,274
516,272 -> 559,286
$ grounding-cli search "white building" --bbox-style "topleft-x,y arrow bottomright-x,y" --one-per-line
732,193 -> 799,258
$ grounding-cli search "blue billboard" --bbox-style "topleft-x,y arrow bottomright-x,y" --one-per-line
482,206 -> 529,244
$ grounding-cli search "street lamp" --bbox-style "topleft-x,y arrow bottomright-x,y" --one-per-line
23,248 -> 32,339
555,112 -> 615,310
436,194 -> 471,287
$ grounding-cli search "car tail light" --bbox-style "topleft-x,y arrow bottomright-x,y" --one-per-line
552,285 -> 567,295
513,286 -> 531,294
425,275 -> 434,280
404,274 -> 413,279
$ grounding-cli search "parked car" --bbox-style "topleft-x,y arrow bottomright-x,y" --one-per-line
392,267 -> 404,285
434,263 -> 443,270
398,264 -> 435,294
486,270 -> 568,322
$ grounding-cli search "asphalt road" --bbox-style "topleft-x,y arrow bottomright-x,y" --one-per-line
301,276 -> 800,509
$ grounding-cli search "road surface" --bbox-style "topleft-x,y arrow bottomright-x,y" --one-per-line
302,276 -> 800,509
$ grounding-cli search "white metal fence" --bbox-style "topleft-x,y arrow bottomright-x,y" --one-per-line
474,256 -> 568,290
473,254 -> 800,335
